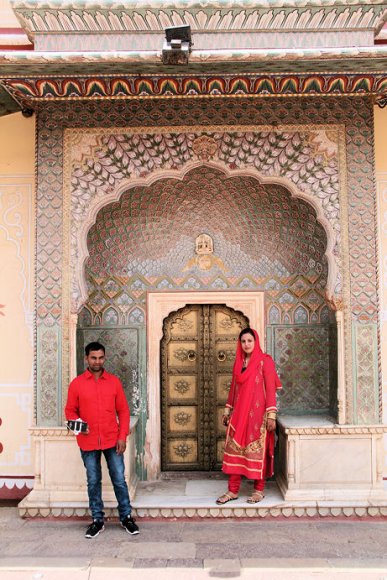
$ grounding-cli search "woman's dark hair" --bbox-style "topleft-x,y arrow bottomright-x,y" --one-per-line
85,341 -> 105,355
239,328 -> 255,341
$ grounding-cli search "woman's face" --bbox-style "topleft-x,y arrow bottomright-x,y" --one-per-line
240,333 -> 255,355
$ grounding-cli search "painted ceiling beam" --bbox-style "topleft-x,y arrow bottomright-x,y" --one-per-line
0,0 -> 385,114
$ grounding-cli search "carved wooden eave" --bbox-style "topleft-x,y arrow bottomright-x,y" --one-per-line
0,0 -> 386,114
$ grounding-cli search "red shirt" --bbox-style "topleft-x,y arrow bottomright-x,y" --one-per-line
65,368 -> 130,451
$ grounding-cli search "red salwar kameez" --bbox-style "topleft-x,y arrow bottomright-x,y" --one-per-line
222,329 -> 281,495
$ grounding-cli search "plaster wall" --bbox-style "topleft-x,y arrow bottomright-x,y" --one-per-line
0,0 -> 20,27
374,105 -> 387,483
0,112 -> 35,498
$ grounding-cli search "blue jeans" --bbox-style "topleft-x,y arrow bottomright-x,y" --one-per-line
80,447 -> 132,522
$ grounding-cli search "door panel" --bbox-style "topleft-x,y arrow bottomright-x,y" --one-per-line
161,304 -> 248,471
211,306 -> 248,469
168,375 -> 197,400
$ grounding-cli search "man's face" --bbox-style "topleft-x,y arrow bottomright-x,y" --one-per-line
86,349 -> 105,373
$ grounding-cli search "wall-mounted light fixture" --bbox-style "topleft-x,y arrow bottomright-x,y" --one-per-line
162,25 -> 192,65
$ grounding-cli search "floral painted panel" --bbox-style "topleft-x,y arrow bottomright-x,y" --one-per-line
273,325 -> 331,413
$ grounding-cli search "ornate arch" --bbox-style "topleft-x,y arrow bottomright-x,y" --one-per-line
72,158 -> 340,312
63,124 -> 348,388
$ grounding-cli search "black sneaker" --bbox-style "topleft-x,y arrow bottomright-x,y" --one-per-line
85,520 -> 104,539
121,515 -> 139,535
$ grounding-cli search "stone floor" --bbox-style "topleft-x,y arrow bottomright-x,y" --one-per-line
6,476 -> 387,577
1,499 -> 387,579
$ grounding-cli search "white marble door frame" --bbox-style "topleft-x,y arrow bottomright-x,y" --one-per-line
145,291 -> 265,480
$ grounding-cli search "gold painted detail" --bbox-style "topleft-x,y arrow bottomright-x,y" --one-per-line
183,233 -> 228,272
173,442 -> 193,458
222,379 -> 232,393
326,295 -> 345,312
174,411 -> 192,426
173,348 -> 195,362
175,318 -> 194,332
219,317 -> 233,329
192,136 -> 217,161
174,380 -> 190,395
218,349 -> 236,362
309,129 -> 339,163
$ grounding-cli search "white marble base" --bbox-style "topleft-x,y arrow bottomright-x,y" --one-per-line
18,418 -> 138,518
277,415 -> 387,502
131,479 -> 387,519
19,476 -> 387,519
17,415 -> 387,518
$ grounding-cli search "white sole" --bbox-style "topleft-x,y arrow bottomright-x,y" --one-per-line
121,523 -> 139,535
85,524 -> 105,539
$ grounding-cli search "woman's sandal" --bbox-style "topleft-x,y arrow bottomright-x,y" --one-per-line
246,491 -> 265,504
216,492 -> 238,505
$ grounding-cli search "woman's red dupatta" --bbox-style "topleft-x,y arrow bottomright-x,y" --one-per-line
228,329 -> 265,449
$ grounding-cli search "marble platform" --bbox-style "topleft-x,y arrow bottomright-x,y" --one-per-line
277,415 -> 387,503
18,474 -> 387,519
17,414 -> 387,519
130,477 -> 387,519
18,419 -> 139,518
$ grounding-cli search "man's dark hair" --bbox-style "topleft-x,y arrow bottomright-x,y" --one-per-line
85,342 -> 105,355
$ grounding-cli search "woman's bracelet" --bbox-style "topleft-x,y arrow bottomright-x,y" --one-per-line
266,411 -> 277,420
223,408 -> 232,417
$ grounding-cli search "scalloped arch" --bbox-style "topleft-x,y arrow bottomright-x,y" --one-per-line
74,159 -> 338,311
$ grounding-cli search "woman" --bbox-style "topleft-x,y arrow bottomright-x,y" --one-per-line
216,328 -> 281,504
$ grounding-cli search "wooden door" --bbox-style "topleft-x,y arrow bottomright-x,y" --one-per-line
161,304 -> 249,471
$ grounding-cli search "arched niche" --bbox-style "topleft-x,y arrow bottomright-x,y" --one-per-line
74,160 -> 338,313
73,164 -> 341,478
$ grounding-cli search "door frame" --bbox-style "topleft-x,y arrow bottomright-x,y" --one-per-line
146,291 -> 265,480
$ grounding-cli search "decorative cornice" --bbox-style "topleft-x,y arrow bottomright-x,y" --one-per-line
2,72 -> 386,102
1,46 -> 387,65
11,1 -> 387,36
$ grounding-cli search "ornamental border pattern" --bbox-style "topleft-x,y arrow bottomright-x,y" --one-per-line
337,127 -> 353,423
18,505 -> 387,519
3,75 -> 387,102
62,145 -> 72,419
12,1 -> 387,34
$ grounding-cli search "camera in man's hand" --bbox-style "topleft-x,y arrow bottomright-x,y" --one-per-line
66,419 -> 89,435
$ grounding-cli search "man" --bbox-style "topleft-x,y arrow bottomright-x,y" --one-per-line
65,341 -> 139,538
